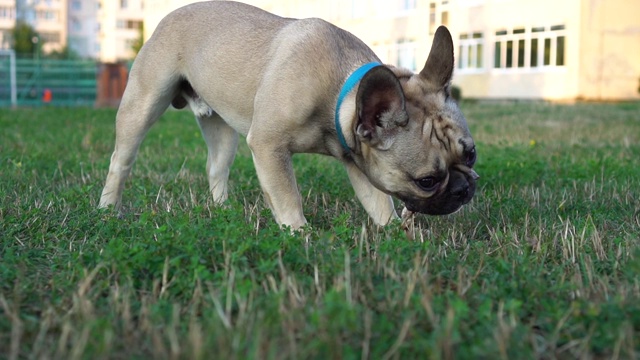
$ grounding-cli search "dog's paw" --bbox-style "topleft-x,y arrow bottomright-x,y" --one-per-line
283,222 -> 311,234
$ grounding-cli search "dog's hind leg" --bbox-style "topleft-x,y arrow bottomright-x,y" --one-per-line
196,113 -> 238,204
99,70 -> 177,210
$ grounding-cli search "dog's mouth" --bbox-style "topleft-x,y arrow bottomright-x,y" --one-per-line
404,199 -> 467,215
401,169 -> 477,215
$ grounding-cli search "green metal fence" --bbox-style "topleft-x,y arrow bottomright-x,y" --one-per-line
0,57 -> 97,107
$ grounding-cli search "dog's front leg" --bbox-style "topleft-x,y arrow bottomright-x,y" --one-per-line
344,162 -> 399,226
247,137 -> 307,229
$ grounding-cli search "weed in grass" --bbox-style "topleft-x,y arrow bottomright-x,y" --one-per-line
1,102 -> 639,359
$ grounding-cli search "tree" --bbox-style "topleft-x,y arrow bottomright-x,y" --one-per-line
47,46 -> 80,60
12,20 -> 40,56
130,23 -> 144,58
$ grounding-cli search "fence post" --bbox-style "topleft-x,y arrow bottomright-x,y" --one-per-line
10,51 -> 16,108
0,50 -> 18,108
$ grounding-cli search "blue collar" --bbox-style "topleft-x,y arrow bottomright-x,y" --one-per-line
335,62 -> 381,153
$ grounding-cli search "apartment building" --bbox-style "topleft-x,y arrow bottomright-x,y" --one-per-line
1,0 -> 143,62
68,0 -> 144,61
97,0 -> 144,62
68,0 -> 99,58
0,0 -> 15,49
1,0 -> 68,54
32,0 -> 68,54
69,0 -> 146,61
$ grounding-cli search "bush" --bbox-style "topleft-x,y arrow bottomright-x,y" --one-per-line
451,85 -> 462,101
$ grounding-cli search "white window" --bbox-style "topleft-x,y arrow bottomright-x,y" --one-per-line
493,28 -> 525,69
458,32 -> 484,71
429,3 -> 436,34
37,10 -> 58,21
494,25 -> 566,70
399,0 -> 417,12
396,40 -> 418,71
441,10 -> 449,27
351,0 -> 366,19
428,2 -> 449,34
1,30 -> 11,48
371,44 -> 391,64
0,7 -> 16,19
459,0 -> 485,6
40,32 -> 60,43
71,18 -> 82,32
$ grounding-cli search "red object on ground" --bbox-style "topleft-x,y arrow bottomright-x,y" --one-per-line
43,89 -> 52,103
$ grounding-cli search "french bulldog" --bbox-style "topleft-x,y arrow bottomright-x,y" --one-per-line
99,1 -> 478,229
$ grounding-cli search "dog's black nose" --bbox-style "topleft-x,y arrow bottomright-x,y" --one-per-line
451,184 -> 469,199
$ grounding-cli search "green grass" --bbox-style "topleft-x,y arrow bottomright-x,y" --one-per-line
1,102 -> 639,359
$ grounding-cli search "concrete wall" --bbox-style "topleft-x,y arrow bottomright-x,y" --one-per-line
577,0 -> 640,100
450,0 -> 582,100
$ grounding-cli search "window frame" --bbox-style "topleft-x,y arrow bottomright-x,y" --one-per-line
396,39 -> 418,72
492,25 -> 567,73
458,32 -> 485,73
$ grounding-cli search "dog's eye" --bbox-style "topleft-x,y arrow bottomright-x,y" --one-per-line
415,177 -> 439,192
466,147 -> 477,167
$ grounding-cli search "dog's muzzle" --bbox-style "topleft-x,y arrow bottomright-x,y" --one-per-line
403,169 -> 477,215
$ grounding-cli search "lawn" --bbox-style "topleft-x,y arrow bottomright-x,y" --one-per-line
1,102 -> 639,359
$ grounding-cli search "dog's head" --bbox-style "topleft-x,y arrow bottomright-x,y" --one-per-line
354,26 -> 478,216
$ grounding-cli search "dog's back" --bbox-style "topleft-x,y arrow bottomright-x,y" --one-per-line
131,1 -> 376,134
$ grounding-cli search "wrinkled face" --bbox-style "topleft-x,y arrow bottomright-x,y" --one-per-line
362,74 -> 478,215
353,26 -> 477,216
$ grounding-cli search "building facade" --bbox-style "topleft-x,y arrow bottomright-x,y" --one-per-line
141,0 -> 639,100
448,0 -> 640,101
31,0 -> 68,54
2,0 -> 638,99
0,0 -> 16,50
1,0 -> 68,54
68,0 -> 99,58
97,0 -> 143,62
1,0 -> 143,62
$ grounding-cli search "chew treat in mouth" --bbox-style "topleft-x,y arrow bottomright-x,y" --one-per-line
401,207 -> 415,239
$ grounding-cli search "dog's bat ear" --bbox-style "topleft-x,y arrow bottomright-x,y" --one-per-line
355,66 -> 408,148
420,26 -> 454,89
